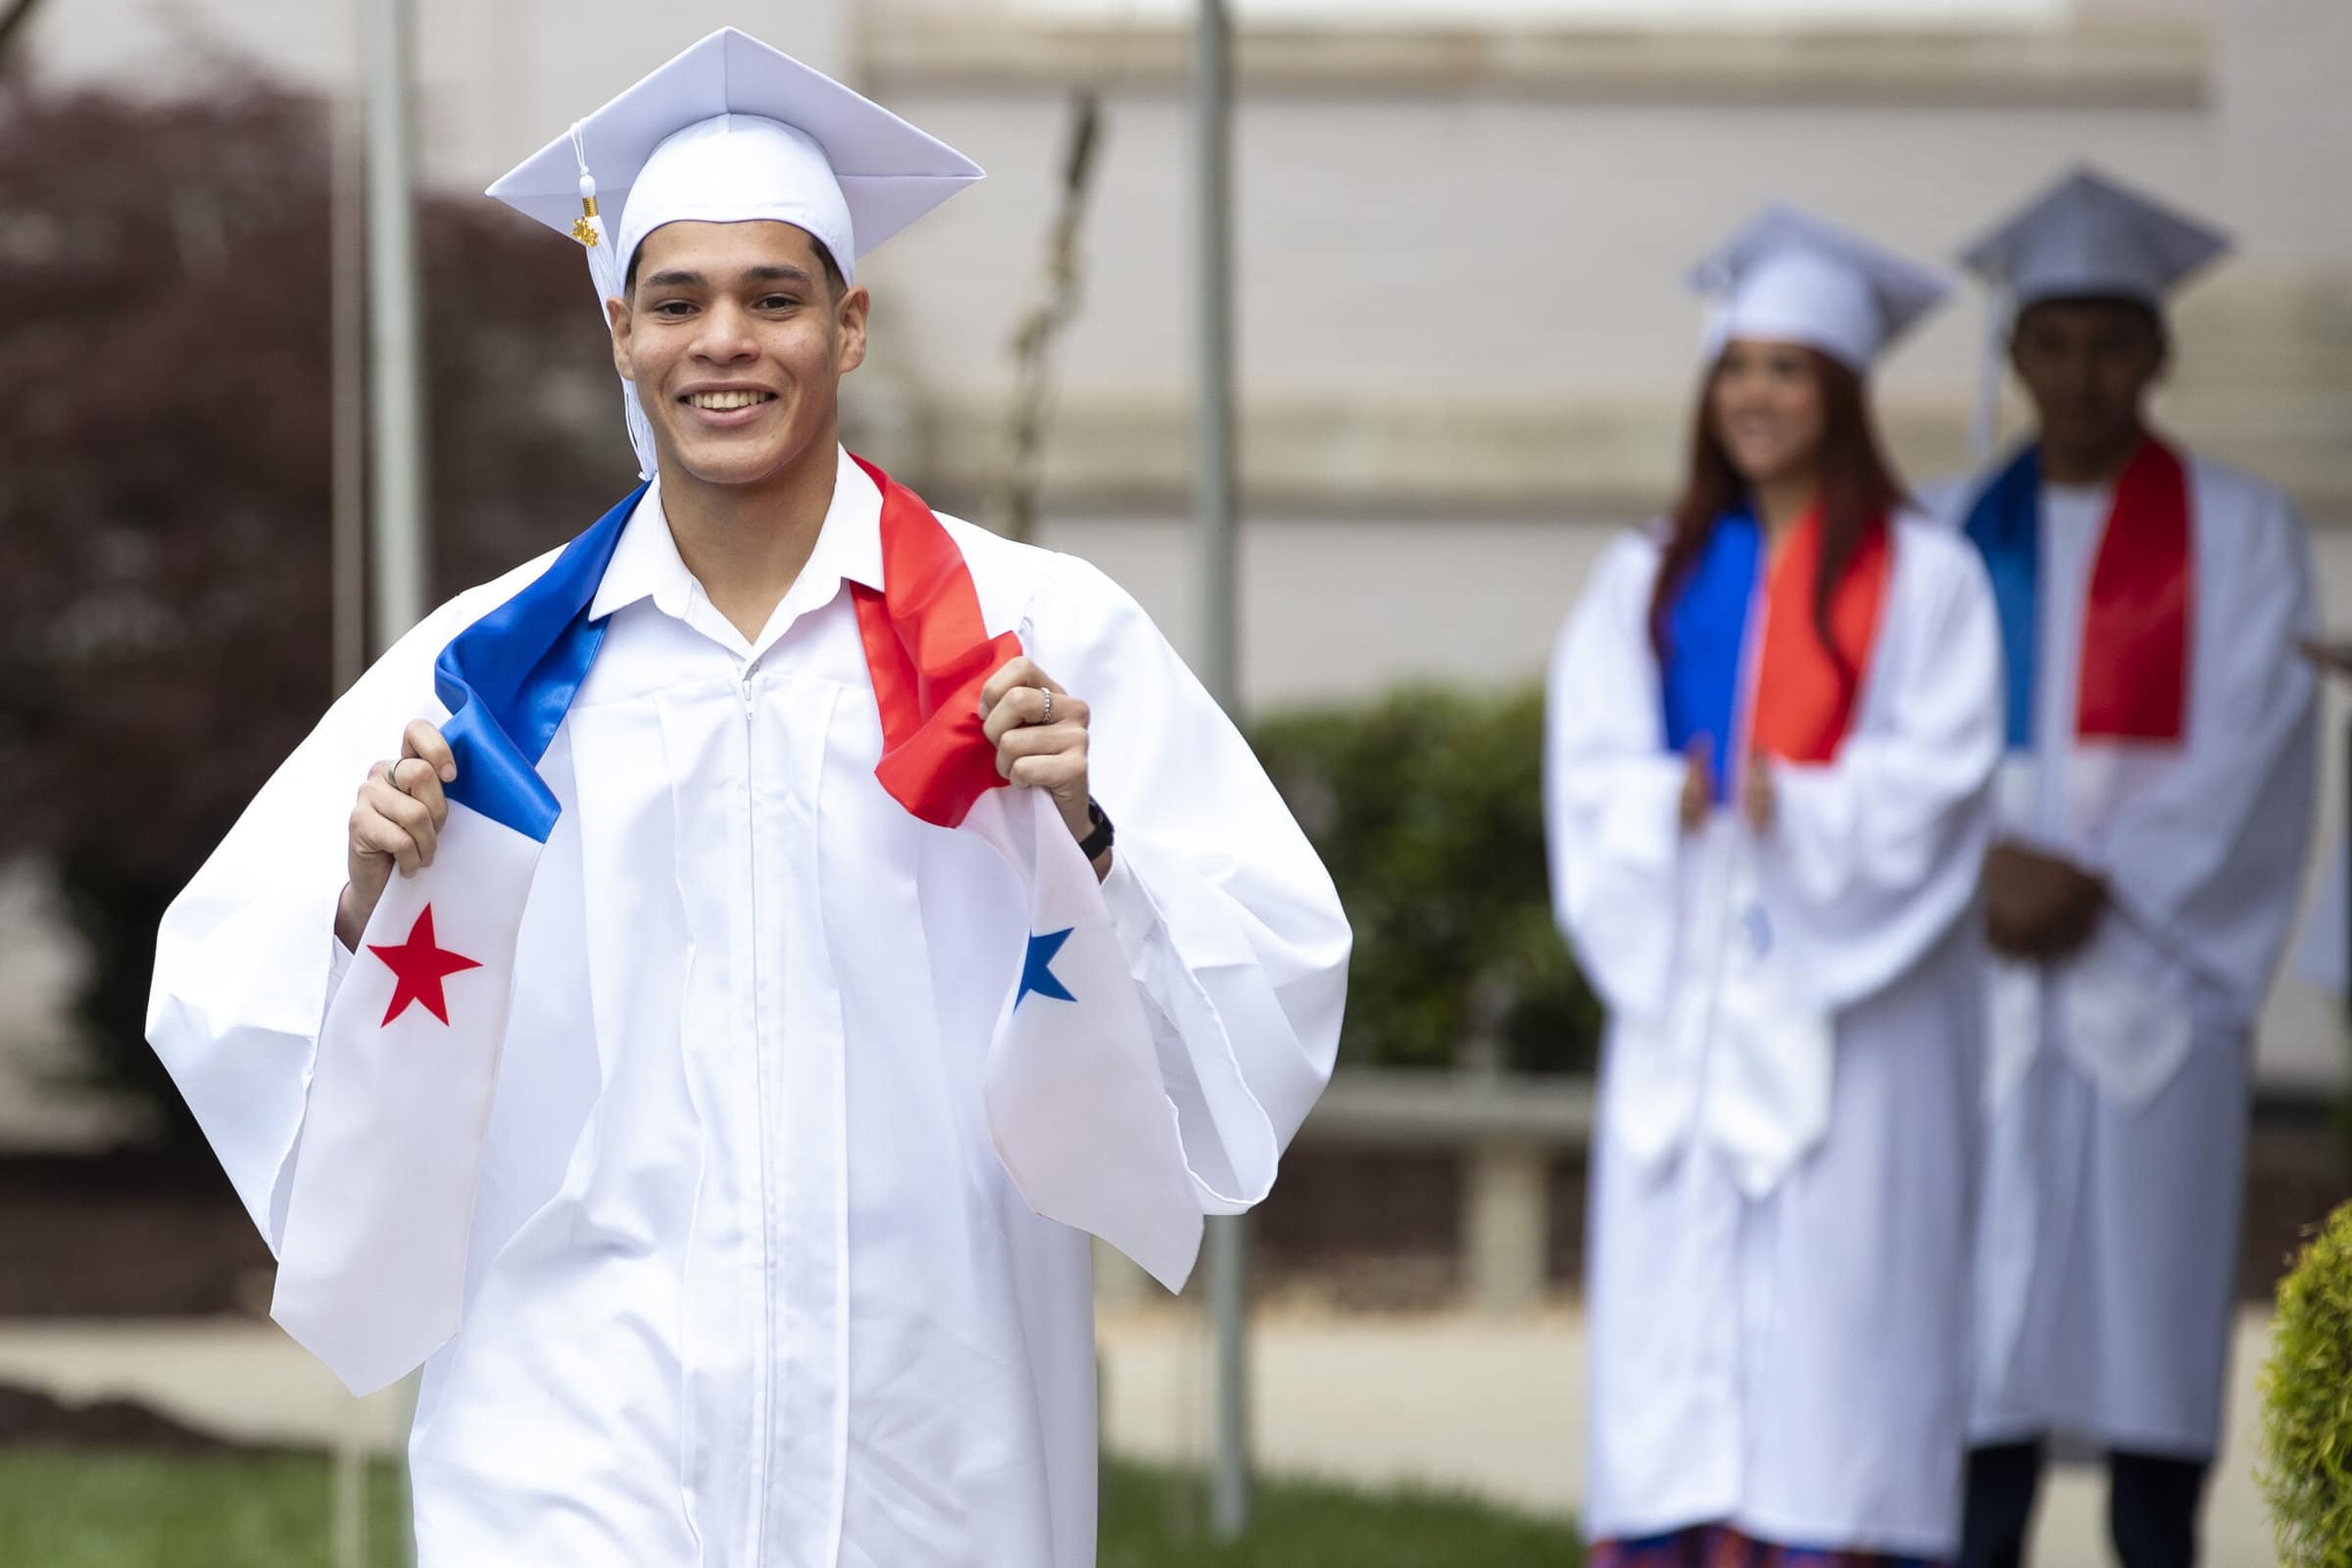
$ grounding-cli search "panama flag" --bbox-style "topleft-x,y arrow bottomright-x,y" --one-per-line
270,462 -> 1196,1396
270,488 -> 632,1396
848,455 -> 1198,1295
959,785 -> 1198,1296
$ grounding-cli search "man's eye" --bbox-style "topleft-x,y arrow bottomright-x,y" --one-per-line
652,301 -> 694,318
759,295 -> 800,311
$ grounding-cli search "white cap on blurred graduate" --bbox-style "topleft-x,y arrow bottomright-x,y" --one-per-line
1690,203 -> 1950,373
1958,165 -> 2230,315
485,26 -> 984,478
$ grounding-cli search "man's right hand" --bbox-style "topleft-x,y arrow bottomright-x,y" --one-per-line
337,720 -> 457,951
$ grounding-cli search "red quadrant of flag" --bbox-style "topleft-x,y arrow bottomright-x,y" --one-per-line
368,905 -> 483,1027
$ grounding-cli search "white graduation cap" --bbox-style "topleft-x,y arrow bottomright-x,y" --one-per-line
487,27 -> 985,478
1959,165 -> 2230,315
1956,167 -> 2228,457
1690,203 -> 1950,374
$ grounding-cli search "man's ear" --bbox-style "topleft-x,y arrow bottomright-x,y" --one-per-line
835,284 -> 871,376
605,295 -> 635,382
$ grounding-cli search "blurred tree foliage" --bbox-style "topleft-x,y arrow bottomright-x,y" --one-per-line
0,75 -> 636,1145
1250,685 -> 1601,1077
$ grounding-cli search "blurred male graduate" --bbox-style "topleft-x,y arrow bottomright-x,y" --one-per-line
146,28 -> 1348,1566
1936,168 -> 2318,1568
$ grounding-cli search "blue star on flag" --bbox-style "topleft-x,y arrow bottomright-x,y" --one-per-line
1017,927 -> 1077,1008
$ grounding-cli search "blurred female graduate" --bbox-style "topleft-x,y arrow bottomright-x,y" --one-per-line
1545,206 -> 2004,1567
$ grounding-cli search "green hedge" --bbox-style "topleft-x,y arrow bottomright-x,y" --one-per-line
2261,1200 -> 2352,1566
1250,683 -> 1600,1076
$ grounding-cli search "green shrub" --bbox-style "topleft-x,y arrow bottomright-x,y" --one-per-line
2260,1200 -> 2352,1566
1250,683 -> 1600,1076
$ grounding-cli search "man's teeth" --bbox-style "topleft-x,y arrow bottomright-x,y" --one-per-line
687,391 -> 773,411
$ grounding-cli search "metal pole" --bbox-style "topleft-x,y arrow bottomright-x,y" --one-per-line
1194,0 -> 1250,1542
330,95 -> 368,692
361,7 -> 429,1562
1193,17 -> 1238,701
366,0 -> 429,653
323,13 -> 373,1562
331,1417 -> 367,1568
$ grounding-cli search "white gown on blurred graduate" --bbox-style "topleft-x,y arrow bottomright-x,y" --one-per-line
144,31 -> 1348,1567
1546,209 -> 2002,1560
1938,170 -> 2319,1463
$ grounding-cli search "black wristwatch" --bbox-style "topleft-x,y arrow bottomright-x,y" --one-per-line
1077,798 -> 1115,861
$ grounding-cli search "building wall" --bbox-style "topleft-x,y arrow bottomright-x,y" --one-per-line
24,0 -> 853,172
859,0 -> 2349,509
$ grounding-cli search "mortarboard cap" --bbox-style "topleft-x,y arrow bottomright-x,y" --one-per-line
1691,203 -> 1950,373
1958,165 -> 2230,315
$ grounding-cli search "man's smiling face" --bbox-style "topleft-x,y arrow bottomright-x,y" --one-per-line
605,219 -> 867,488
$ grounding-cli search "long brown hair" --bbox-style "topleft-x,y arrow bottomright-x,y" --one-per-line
1647,345 -> 1905,696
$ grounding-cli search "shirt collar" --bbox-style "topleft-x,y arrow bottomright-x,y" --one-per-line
587,444 -> 885,624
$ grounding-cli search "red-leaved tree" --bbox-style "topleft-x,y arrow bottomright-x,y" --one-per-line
0,74 -> 639,1144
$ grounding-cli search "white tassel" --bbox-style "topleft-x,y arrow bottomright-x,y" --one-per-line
570,122 -> 660,481
1970,279 -> 2011,466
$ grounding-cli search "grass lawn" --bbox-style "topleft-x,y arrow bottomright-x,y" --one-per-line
1100,1461 -> 1584,1565
0,1447 -> 1583,1565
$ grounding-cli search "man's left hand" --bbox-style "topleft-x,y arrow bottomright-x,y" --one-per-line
980,657 -> 1105,873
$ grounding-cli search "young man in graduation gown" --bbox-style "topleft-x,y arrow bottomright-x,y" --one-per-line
1939,168 -> 2319,1568
145,29 -> 1349,1566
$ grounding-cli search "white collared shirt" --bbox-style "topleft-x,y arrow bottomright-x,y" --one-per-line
586,445 -> 885,663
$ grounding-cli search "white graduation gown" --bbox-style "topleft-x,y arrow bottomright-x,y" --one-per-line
1947,455 -> 2318,1461
1545,514 -> 2002,1556
146,450 -> 1349,1566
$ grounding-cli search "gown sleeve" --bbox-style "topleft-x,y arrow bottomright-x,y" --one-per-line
2083,480 -> 2319,1015
1754,523 -> 2005,1014
1026,555 -> 1353,1215
1543,531 -> 1691,1024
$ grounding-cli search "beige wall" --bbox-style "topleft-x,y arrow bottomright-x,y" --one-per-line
24,0 -> 851,178
858,0 -> 2349,514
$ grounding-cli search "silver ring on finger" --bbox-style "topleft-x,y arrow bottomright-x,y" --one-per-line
383,759 -> 408,796
1038,689 -> 1054,726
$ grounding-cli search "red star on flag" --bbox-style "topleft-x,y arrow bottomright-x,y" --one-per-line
368,905 -> 483,1027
